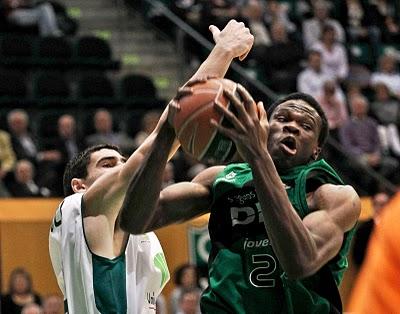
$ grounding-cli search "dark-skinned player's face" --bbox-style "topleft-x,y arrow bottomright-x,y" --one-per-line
267,100 -> 322,171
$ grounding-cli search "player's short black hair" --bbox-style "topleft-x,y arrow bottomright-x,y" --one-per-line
267,92 -> 329,147
63,144 -> 122,196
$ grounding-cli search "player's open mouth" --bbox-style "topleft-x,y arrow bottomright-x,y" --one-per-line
280,137 -> 297,156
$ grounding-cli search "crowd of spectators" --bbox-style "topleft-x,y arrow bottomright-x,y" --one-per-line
1,267 -> 63,314
156,0 -> 400,195
1,0 -> 400,197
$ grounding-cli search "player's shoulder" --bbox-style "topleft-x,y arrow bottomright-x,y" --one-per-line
57,193 -> 84,218
192,165 -> 226,186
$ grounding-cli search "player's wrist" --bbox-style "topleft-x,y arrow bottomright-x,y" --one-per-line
213,44 -> 235,61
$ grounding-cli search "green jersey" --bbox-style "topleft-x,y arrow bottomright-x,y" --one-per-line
201,160 -> 355,314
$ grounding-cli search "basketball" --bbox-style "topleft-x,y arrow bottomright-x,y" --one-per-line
173,78 -> 238,164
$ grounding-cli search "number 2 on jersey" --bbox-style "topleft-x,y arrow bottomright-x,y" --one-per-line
249,254 -> 277,288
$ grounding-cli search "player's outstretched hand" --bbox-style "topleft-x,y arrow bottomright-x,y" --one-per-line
211,84 -> 268,161
210,20 -> 254,61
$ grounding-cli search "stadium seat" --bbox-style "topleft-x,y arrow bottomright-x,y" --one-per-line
73,36 -> 120,70
32,71 -> 72,108
37,36 -> 73,68
0,35 -> 35,68
119,73 -> 164,108
0,70 -> 31,107
76,72 -> 117,108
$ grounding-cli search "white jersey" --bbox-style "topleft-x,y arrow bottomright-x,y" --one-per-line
49,193 -> 170,314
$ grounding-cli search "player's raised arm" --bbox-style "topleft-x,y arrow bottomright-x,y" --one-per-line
119,20 -> 252,233
83,20 -> 253,221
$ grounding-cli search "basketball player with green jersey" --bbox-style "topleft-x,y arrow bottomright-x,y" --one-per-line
122,86 -> 360,313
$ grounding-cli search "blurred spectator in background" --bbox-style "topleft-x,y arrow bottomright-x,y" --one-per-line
312,24 -> 349,83
371,83 -> 400,160
1,267 -> 42,314
200,0 -> 240,30
348,191 -> 400,313
85,109 -> 135,155
170,264 -> 202,314
156,294 -> 168,314
7,109 -> 39,164
263,21 -> 303,93
7,109 -> 61,194
42,294 -> 63,314
316,80 -> 348,139
42,114 -> 83,196
6,159 -> 51,197
241,0 -> 271,50
263,0 -> 296,35
370,54 -> 400,99
339,95 -> 399,193
2,0 -> 62,36
369,0 -> 400,44
371,82 -> 400,126
21,303 -> 43,314
162,162 -> 175,189
133,110 -> 161,148
176,288 -> 201,314
297,50 -> 345,100
337,0 -> 381,57
352,191 -> 390,267
302,0 -> 345,48
0,129 -> 16,197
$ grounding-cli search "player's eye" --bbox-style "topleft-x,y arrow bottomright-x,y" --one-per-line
276,116 -> 286,122
302,124 -> 312,130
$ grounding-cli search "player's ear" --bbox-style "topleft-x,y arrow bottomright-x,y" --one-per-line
71,178 -> 87,193
312,147 -> 322,160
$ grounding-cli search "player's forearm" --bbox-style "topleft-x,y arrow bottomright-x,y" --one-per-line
119,122 -> 176,234
249,155 -> 319,279
190,45 -> 235,82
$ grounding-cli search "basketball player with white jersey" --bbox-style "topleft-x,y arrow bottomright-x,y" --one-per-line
48,20 -> 254,314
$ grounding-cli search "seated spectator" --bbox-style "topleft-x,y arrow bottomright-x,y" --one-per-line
7,109 -> 61,193
316,80 -> 348,139
337,0 -> 381,48
370,54 -> 400,99
302,0 -> 345,47
241,0 -> 271,49
156,293 -> 168,314
352,191 -> 390,267
369,0 -> 400,44
170,264 -> 202,314
312,24 -> 349,83
176,288 -> 201,314
368,83 -> 400,159
6,159 -> 51,197
297,50 -> 345,100
21,303 -> 43,314
42,294 -> 63,314
339,95 -> 399,194
2,0 -> 62,36
133,110 -> 161,148
85,109 -> 135,155
258,21 -> 303,93
200,0 -> 240,31
42,114 -> 83,196
1,267 -> 42,314
0,129 -> 16,197
371,82 -> 400,125
263,0 -> 296,35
